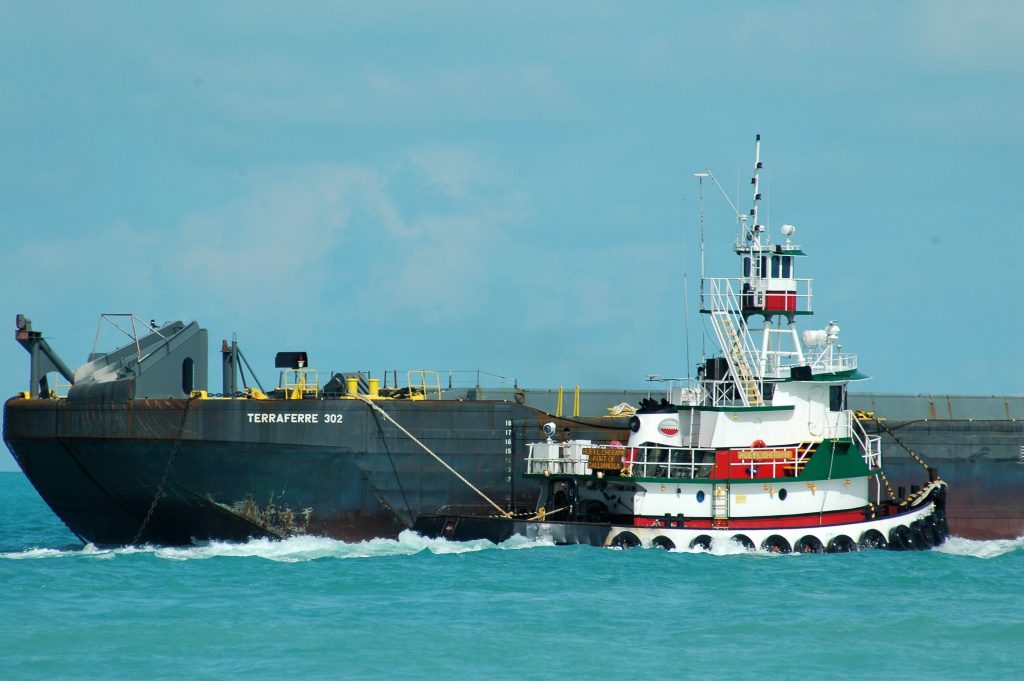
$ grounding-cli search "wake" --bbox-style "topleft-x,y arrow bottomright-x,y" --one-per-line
3,532 -> 1021,562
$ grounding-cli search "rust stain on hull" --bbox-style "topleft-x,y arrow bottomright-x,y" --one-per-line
213,493 -> 313,538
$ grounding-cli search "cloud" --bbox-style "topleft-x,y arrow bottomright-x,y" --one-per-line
406,145 -> 490,199
1,148 -> 536,331
913,1 -> 1024,70
363,213 -> 502,319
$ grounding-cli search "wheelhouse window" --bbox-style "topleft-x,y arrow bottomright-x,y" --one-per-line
743,256 -> 751,277
771,255 -> 780,277
829,385 -> 847,412
782,256 -> 792,278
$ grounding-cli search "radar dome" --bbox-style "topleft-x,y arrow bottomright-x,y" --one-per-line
802,329 -> 827,347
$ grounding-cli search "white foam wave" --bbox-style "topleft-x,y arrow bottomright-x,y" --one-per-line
148,531 -> 489,562
6,533 -> 1019,561
936,535 -> 1024,559
148,530 -> 563,562
496,533 -> 557,550
0,547 -> 68,560
0,531 -> 553,562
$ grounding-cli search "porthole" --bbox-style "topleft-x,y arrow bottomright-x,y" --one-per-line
778,488 -> 788,501
696,490 -> 706,503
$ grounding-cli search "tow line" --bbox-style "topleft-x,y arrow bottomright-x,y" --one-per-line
353,394 -> 511,518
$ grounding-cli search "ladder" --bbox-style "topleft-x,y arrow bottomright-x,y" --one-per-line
712,483 -> 730,528
712,311 -> 763,406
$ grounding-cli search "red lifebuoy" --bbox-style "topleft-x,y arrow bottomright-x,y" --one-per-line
752,439 -> 766,448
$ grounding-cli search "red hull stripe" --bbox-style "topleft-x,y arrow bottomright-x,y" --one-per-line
634,508 -> 869,529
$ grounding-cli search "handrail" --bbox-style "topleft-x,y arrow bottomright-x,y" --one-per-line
700,277 -> 814,313
282,369 -> 319,399
525,442 -> 824,480
851,414 -> 883,469
91,313 -> 171,364
527,443 -> 705,479
406,370 -> 443,400
705,278 -> 763,406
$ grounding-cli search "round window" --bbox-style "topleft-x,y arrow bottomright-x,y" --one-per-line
778,488 -> 788,501
696,490 -> 706,503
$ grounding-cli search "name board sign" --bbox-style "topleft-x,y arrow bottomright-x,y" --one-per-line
738,449 -> 792,461
584,447 -> 624,471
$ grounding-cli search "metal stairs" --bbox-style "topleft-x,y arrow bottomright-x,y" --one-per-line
712,311 -> 763,406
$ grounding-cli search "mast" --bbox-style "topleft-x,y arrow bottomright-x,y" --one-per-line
750,133 -> 764,249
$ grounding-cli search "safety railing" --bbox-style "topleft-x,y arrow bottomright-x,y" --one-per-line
703,278 -> 763,406
525,440 -> 869,481
807,348 -> 858,374
852,415 -> 883,470
281,369 -> 319,399
525,443 -> 715,479
726,446 -> 806,479
701,277 -> 813,314
406,370 -> 444,400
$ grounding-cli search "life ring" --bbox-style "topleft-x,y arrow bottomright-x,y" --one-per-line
752,439 -> 766,448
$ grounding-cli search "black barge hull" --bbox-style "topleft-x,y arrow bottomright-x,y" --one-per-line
3,396 -> 627,545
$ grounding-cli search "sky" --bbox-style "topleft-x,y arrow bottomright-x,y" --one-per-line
1,1 -> 1022,471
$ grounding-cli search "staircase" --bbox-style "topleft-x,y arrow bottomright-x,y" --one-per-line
712,311 -> 763,406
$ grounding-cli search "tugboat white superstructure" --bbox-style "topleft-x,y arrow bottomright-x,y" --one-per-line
414,136 -> 948,552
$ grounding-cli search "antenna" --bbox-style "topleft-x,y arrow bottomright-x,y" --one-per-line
750,133 -> 764,248
683,275 -> 692,383
692,172 -> 709,302
692,172 -> 711,364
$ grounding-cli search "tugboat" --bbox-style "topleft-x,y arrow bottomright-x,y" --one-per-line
414,136 -> 950,552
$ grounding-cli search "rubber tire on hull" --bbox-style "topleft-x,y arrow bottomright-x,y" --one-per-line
889,525 -> 912,551
914,520 -> 936,549
689,535 -> 712,551
611,531 -> 642,549
938,512 -> 950,539
651,536 -> 675,550
927,515 -> 947,546
794,536 -> 824,554
908,523 -> 927,551
826,535 -> 857,553
761,535 -> 792,554
858,529 -> 888,550
728,534 -> 755,551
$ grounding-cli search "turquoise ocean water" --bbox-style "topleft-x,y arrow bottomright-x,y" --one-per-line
1,471 -> 1022,681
